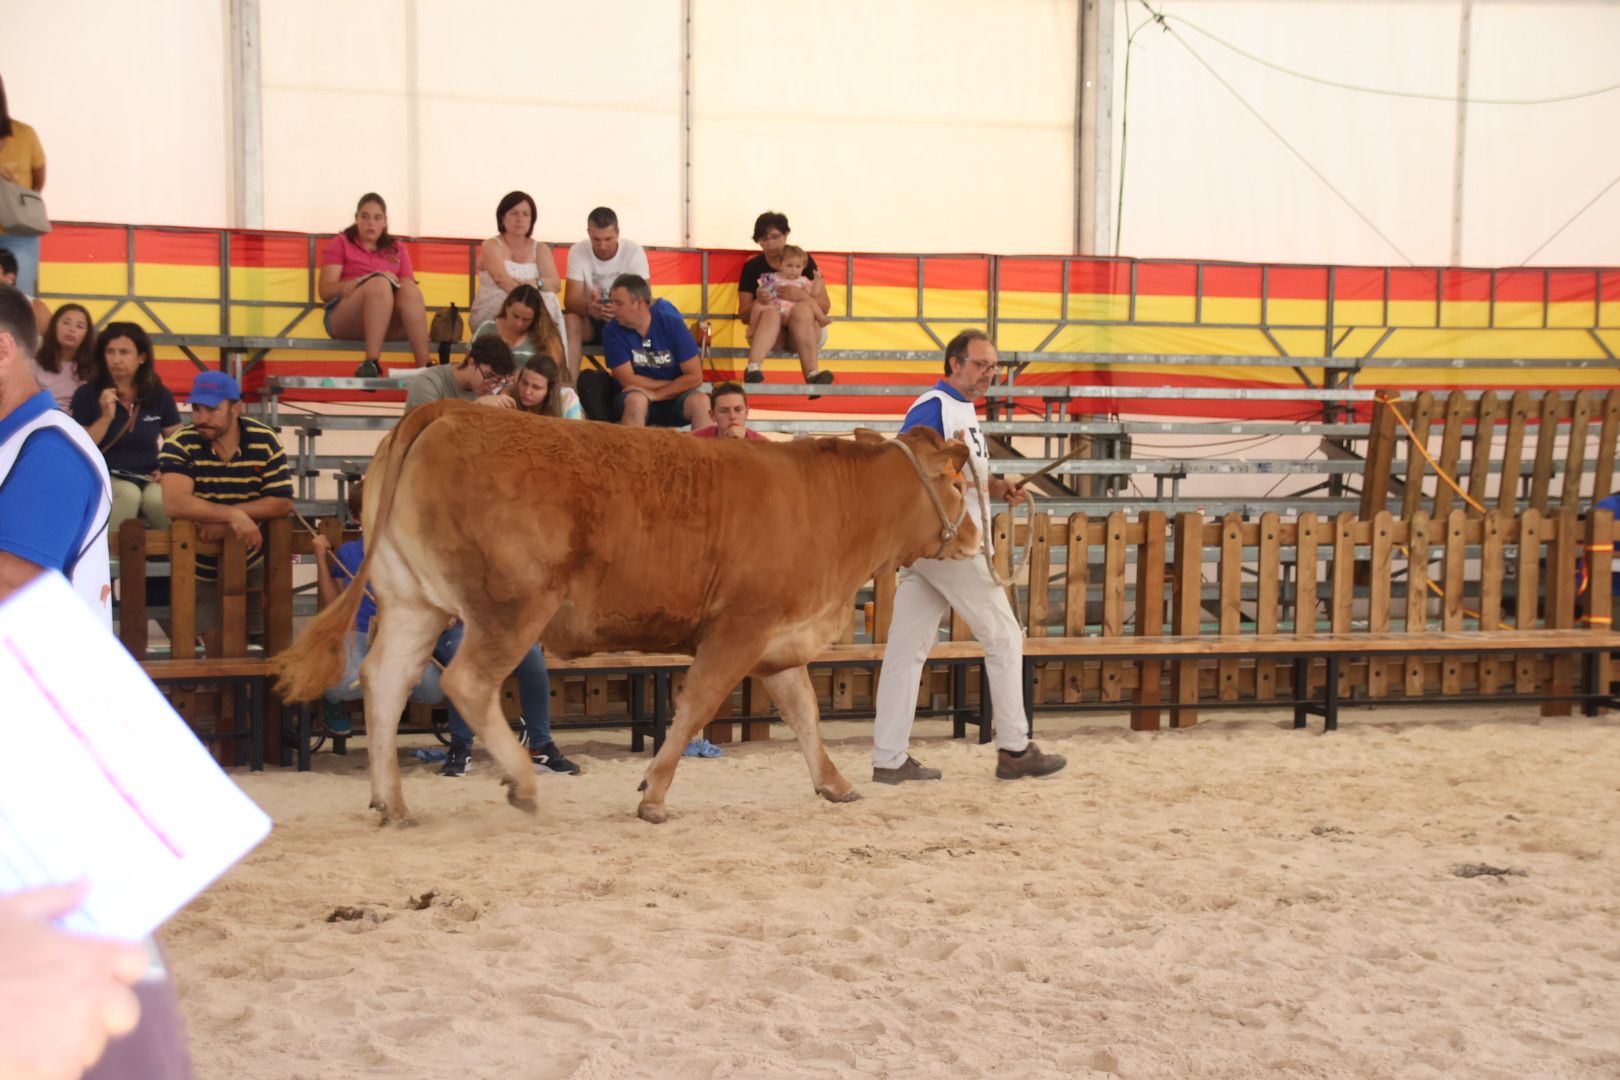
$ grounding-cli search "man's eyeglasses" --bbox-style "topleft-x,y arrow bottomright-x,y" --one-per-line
476,365 -> 511,389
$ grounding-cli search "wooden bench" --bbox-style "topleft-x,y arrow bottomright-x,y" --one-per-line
139,658 -> 274,770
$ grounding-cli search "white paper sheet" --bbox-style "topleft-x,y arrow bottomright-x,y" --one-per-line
0,572 -> 272,941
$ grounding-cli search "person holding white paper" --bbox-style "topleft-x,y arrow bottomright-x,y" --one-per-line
0,285 -> 195,1078
0,883 -> 147,1080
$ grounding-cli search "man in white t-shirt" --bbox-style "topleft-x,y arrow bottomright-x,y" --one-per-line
563,206 -> 650,381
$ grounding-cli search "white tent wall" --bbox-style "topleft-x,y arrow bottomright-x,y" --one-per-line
2,0 -> 1614,266
0,0 -> 231,230
687,0 -> 1079,254
1109,0 -> 1620,267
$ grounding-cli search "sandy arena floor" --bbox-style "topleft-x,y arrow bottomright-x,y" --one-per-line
162,708 -> 1620,1079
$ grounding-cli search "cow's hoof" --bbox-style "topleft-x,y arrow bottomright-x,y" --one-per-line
370,800 -> 414,827
817,786 -> 862,804
637,802 -> 668,824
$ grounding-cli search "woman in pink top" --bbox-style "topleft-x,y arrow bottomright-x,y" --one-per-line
317,192 -> 431,375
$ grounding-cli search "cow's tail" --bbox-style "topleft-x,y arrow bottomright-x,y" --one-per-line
270,401 -> 461,703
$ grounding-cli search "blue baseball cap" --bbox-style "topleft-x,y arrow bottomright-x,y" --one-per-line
189,370 -> 242,408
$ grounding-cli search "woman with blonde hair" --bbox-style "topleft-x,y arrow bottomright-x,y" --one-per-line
505,354 -> 582,420
474,284 -> 565,372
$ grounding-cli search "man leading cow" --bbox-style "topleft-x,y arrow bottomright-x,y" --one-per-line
872,329 -> 1067,784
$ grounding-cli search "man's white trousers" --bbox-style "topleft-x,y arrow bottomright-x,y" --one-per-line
872,555 -> 1030,769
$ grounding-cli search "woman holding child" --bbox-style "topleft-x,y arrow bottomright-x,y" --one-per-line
69,322 -> 181,530
737,210 -> 833,387
318,192 -> 432,376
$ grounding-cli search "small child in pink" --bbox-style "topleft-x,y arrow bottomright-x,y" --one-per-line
757,245 -> 831,327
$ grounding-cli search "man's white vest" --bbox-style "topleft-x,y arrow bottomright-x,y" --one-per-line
0,406 -> 113,629
908,387 -> 994,531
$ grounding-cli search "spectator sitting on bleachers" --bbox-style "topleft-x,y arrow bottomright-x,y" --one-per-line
311,480 -> 446,738
473,284 -> 565,372
70,322 -> 181,532
738,211 -> 832,387
759,245 -> 831,329
507,354 -> 582,420
0,249 -> 47,334
0,78 -> 46,299
317,192 -> 431,377
159,370 -> 294,654
402,334 -> 517,414
471,191 -> 562,334
691,381 -> 766,440
31,302 -> 93,410
563,206 -> 649,382
603,273 -> 711,430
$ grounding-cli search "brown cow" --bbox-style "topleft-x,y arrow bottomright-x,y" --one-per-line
273,399 -> 978,824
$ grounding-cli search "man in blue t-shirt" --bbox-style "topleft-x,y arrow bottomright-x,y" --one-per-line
601,273 -> 712,429
0,285 -> 110,620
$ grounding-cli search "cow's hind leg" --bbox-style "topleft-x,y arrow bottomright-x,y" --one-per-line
361,602 -> 451,825
439,620 -> 549,815
637,644 -> 759,824
763,665 -> 859,804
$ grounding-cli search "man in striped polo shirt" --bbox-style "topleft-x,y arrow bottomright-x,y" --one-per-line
159,371 -> 292,653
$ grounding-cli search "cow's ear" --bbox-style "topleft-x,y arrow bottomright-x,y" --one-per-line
942,441 -> 970,470
852,428 -> 886,445
905,425 -> 945,449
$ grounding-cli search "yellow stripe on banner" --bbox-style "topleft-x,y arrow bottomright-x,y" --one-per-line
1546,300 -> 1597,330
44,263 -> 126,297
1596,329 -> 1620,355
1332,299 -> 1384,326
1439,300 -> 1491,329
1068,294 -> 1132,322
415,271 -> 467,311
1035,325 -> 1302,369
1602,303 -> 1620,329
1269,329 -> 1333,358
229,267 -> 308,305
133,264 -> 219,302
1268,298 -> 1330,326
923,286 -> 990,320
1201,296 -> 1262,325
998,288 -> 1063,321
1387,300 -> 1436,327
1380,327 -> 1609,360
1134,295 -> 1197,323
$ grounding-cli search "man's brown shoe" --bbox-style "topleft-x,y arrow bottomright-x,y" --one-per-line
873,756 -> 943,784
996,743 -> 1067,780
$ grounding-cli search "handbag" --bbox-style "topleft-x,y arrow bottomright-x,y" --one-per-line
428,302 -> 463,366
0,176 -> 49,237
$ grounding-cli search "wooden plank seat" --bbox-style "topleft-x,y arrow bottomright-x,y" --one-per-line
140,657 -> 272,771
1018,630 -> 1620,732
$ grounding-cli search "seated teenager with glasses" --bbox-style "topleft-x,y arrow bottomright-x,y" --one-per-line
402,335 -> 518,415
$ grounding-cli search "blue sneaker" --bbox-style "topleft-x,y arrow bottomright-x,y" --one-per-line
321,699 -> 353,737
682,738 -> 725,758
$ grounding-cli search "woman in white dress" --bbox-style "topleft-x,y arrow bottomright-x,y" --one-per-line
471,191 -> 566,355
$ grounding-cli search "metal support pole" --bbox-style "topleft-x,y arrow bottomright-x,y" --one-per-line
1448,0 -> 1474,266
228,0 -> 264,229
681,0 -> 694,246
1074,0 -> 1114,254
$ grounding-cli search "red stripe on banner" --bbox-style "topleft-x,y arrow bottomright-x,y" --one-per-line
1602,273 -> 1620,304
229,232 -> 311,269
1069,260 -> 1132,296
1267,266 -> 1328,300
1389,268 -> 1439,302
705,250 -> 750,287
813,252 -> 847,287
1548,270 -> 1596,305
853,256 -> 921,289
922,257 -> 989,292
999,259 -> 1064,294
133,229 -> 219,268
1136,262 -> 1197,296
648,249 -> 703,286
40,224 -> 128,263
1332,266 -> 1384,303
412,240 -> 472,275
1203,265 -> 1263,299
1440,268 -> 1491,302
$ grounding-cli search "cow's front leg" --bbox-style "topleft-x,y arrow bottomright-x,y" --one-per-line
762,665 -> 859,803
637,644 -> 758,823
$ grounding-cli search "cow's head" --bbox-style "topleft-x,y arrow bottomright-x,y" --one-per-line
864,427 -> 980,565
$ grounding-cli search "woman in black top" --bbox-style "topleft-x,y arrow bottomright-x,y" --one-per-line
736,210 -> 834,387
69,322 -> 182,531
